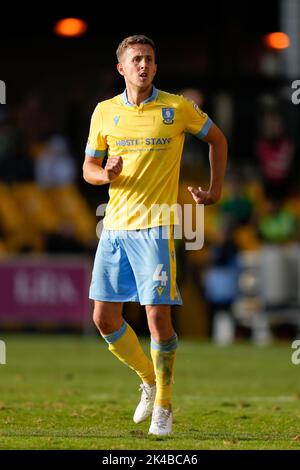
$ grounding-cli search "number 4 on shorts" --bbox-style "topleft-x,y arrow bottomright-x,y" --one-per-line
153,264 -> 168,286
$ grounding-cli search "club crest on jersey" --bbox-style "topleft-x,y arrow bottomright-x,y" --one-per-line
162,108 -> 174,125
114,116 -> 120,125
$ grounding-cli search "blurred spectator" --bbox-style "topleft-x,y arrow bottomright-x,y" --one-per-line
35,135 -> 77,187
65,85 -> 88,170
202,221 -> 240,338
16,94 -> 53,156
181,88 -> 205,108
255,112 -> 295,200
180,88 -> 207,171
0,108 -> 34,182
0,108 -> 17,162
220,174 -> 253,227
258,196 -> 298,244
44,221 -> 86,254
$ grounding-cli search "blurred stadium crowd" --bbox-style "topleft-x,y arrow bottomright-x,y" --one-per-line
1,2 -> 300,339
0,86 -> 298,252
0,81 -> 300,341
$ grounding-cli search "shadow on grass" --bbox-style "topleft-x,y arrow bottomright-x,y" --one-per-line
0,427 -> 296,442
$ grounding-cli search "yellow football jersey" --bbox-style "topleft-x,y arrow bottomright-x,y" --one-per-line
85,86 -> 212,230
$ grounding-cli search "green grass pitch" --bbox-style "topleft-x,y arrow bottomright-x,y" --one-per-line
0,334 -> 300,450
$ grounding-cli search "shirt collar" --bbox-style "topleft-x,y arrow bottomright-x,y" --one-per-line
122,86 -> 158,106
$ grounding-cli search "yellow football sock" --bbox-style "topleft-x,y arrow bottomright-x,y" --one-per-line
150,334 -> 178,409
102,321 -> 156,385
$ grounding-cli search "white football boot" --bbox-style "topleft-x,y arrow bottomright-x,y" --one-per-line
148,405 -> 173,436
133,383 -> 156,424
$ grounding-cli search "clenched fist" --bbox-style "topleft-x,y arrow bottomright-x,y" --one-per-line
104,156 -> 123,182
188,186 -> 221,205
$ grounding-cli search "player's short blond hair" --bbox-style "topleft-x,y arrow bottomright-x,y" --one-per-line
116,35 -> 156,62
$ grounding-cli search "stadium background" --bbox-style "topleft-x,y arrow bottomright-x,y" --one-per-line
1,2 -> 300,342
1,1 -> 300,451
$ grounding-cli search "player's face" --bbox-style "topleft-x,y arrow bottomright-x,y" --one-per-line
117,44 -> 157,89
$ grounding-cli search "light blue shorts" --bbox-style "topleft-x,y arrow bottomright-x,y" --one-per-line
89,226 -> 182,305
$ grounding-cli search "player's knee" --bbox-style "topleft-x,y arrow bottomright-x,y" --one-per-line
93,307 -> 120,335
93,311 -> 107,331
147,314 -> 175,342
148,324 -> 175,343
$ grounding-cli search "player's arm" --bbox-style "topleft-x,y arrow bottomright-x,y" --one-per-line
83,155 -> 123,185
188,123 -> 227,205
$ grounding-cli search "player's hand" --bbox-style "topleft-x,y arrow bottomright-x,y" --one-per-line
187,186 -> 220,205
104,156 -> 123,182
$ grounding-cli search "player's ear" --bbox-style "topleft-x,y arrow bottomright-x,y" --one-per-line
117,63 -> 124,76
